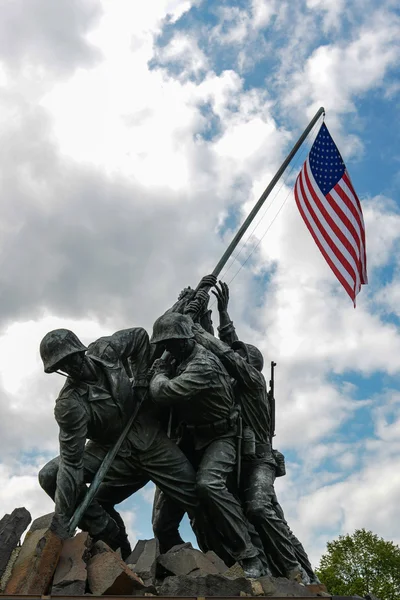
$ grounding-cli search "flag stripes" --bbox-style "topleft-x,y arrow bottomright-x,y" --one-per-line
294,123 -> 367,305
295,162 -> 357,300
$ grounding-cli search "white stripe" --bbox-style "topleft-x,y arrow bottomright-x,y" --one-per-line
295,175 -> 355,290
305,161 -> 361,261
301,164 -> 361,291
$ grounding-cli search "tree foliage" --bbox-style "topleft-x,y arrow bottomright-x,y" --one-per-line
316,529 -> 400,600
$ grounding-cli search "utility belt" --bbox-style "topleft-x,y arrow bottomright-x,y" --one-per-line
185,408 -> 239,438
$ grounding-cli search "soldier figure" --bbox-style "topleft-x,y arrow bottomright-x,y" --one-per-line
149,312 -> 265,578
38,327 -> 200,557
192,281 -> 308,582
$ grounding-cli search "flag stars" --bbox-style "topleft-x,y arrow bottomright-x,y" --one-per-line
309,125 -> 346,193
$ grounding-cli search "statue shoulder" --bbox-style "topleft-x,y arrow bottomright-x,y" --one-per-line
55,382 -> 88,429
57,378 -> 87,400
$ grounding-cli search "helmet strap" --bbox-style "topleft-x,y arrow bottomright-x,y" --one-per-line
55,370 -> 68,378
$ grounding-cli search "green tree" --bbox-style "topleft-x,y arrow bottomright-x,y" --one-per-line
316,529 -> 400,600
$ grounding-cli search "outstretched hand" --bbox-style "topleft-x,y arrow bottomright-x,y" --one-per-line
198,274 -> 217,290
211,280 -> 230,312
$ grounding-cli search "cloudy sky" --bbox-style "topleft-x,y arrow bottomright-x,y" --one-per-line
0,0 -> 399,568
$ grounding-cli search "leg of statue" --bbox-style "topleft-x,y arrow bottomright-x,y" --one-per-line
134,430 -> 234,558
243,462 -> 302,580
150,435 -> 235,559
195,437 -> 263,576
134,430 -> 198,514
133,429 -> 203,553
150,429 -> 197,553
38,456 -> 59,500
272,495 -> 318,583
38,444 -> 147,559
152,486 -> 186,553
38,449 -> 113,536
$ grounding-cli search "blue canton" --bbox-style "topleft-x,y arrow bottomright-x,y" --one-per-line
308,123 -> 345,195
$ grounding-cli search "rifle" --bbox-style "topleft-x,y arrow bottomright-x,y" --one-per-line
268,361 -> 276,444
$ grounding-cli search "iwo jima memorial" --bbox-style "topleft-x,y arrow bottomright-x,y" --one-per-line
0,108 -> 370,599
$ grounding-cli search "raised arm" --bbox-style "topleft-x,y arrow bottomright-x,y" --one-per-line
212,282 -> 239,346
150,359 -> 212,407
192,324 -> 263,391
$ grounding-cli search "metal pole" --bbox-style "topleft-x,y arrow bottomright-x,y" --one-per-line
211,106 -> 325,278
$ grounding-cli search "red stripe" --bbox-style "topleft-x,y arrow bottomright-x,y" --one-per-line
304,163 -> 361,274
294,175 -> 355,303
343,171 -> 364,221
299,168 -> 357,287
342,174 -> 366,256
343,173 -> 368,280
334,180 -> 364,236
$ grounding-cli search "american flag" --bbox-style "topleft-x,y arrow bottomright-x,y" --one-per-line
294,122 -> 368,306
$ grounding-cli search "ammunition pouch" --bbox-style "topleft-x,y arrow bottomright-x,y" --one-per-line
273,449 -> 286,477
242,438 -> 275,464
255,443 -> 270,456
242,426 -> 256,456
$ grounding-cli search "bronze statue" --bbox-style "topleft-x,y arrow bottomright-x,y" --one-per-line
193,281 -> 313,583
38,327 -> 200,558
149,311 -> 265,578
37,276 -> 317,583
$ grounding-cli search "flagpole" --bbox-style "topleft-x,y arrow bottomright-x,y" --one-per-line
211,106 -> 325,278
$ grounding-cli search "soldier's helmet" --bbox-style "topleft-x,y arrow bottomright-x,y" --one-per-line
232,340 -> 264,372
40,329 -> 87,373
150,313 -> 194,344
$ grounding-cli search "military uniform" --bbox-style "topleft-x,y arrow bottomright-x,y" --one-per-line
193,324 -> 302,578
39,327 -> 198,551
150,315 -> 259,565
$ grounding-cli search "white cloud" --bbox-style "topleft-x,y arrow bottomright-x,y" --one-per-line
153,33 -> 209,78
283,10 -> 400,140
0,0 -> 101,75
211,7 -> 251,45
251,0 -> 278,29
306,0 -> 346,31
290,451 -> 400,565
376,282 -> 400,317
0,462 -> 54,522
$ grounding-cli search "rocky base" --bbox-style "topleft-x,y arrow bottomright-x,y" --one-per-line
0,509 -> 375,598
